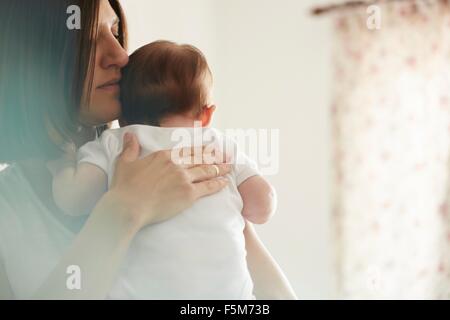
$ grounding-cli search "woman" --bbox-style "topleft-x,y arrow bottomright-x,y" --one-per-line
0,0 -> 296,299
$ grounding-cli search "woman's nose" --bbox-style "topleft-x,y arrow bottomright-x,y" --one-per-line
101,40 -> 129,70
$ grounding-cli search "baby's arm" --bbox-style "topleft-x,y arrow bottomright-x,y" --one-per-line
244,220 -> 297,299
52,134 -> 114,216
53,162 -> 108,216
238,175 -> 277,224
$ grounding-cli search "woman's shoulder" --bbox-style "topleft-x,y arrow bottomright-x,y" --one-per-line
0,163 -> 34,215
0,164 -> 26,201
0,164 -> 33,253
0,162 -> 74,244
0,165 -> 74,299
0,163 -> 50,220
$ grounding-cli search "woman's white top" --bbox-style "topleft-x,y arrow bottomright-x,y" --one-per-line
0,163 -> 76,299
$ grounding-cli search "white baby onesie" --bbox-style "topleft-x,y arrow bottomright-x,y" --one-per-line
77,124 -> 259,299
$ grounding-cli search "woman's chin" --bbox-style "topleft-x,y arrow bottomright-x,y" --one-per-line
80,100 -> 121,126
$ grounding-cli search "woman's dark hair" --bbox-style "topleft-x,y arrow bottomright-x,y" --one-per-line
0,0 -> 127,162
120,40 -> 212,126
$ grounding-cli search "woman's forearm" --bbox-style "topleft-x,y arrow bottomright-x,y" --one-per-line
33,192 -> 139,299
244,221 -> 298,300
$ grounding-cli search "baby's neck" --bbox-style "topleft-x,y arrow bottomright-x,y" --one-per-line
159,114 -> 201,128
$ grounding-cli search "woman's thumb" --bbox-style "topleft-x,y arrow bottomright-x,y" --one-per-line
120,132 -> 140,162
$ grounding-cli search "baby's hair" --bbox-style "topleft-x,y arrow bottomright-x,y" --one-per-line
120,40 -> 212,126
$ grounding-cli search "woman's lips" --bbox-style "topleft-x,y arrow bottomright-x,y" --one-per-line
98,83 -> 120,93
98,77 -> 121,93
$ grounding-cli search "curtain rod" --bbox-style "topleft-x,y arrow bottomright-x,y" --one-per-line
311,0 -> 435,16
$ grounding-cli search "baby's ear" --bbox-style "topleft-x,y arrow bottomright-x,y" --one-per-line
200,104 -> 216,127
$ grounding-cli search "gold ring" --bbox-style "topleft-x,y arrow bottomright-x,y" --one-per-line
212,165 -> 220,177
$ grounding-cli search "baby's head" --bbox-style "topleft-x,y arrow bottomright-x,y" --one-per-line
119,40 -> 215,127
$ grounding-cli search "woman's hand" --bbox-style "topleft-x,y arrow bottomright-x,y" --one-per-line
108,132 -> 231,230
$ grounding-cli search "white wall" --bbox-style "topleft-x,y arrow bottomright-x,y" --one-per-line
121,0 -> 335,299
121,0 -> 219,68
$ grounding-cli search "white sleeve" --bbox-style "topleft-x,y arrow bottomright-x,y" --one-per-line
76,136 -> 110,174
227,137 -> 261,186
235,152 -> 261,186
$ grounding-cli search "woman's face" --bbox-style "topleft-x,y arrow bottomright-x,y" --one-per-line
79,0 -> 129,126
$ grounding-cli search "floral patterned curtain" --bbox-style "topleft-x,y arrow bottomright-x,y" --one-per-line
330,0 -> 450,299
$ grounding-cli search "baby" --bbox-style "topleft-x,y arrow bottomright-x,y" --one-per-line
53,40 -> 276,299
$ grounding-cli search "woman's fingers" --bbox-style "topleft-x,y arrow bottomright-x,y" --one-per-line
141,145 -> 229,169
193,177 -> 229,199
119,133 -> 141,163
170,145 -> 229,167
187,164 -> 232,183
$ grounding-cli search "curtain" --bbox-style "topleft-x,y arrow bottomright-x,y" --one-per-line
331,0 -> 450,299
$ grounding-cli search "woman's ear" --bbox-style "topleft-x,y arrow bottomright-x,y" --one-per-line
200,104 -> 216,127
